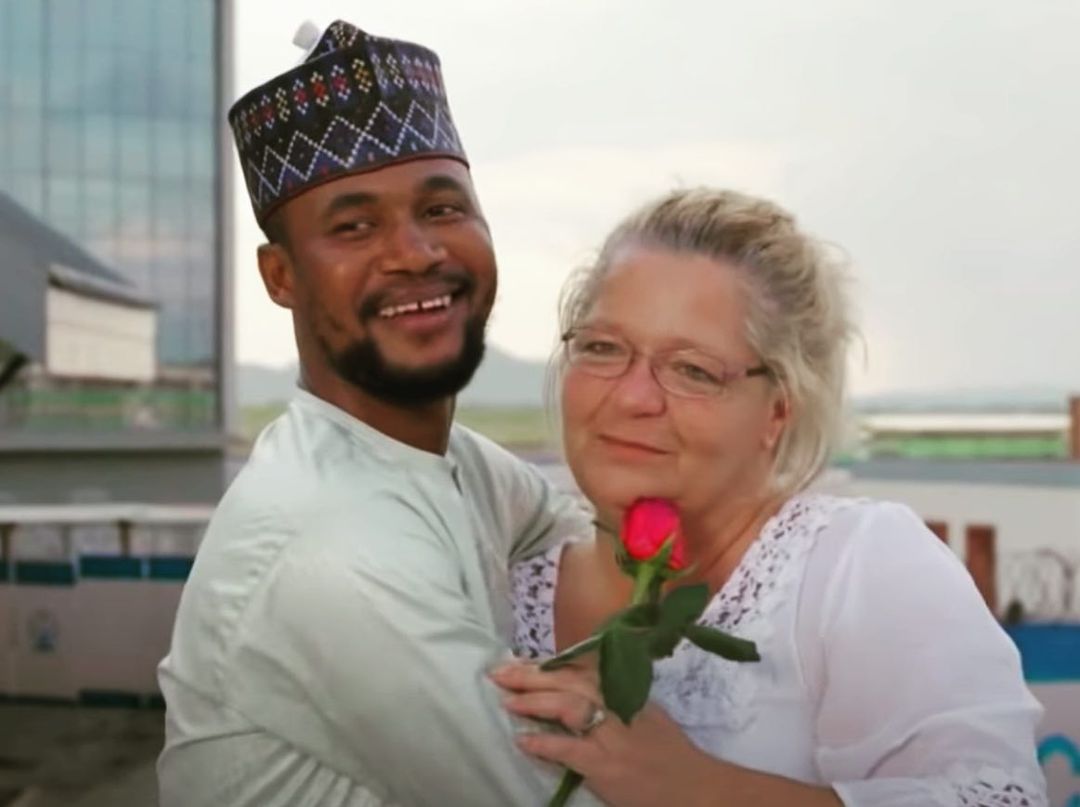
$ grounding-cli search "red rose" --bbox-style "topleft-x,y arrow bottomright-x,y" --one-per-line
620,498 -> 686,570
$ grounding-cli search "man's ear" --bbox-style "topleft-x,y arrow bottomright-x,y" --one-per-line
257,243 -> 297,309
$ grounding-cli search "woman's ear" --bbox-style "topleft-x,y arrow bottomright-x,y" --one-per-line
763,389 -> 791,452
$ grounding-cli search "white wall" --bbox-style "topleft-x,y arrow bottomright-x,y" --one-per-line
46,287 -> 157,382
846,478 -> 1080,559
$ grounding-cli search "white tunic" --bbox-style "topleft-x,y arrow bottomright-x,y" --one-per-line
512,493 -> 1049,806
159,390 -> 603,807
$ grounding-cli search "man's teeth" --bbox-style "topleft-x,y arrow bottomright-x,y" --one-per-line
378,294 -> 453,319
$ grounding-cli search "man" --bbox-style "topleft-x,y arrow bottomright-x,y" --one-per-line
158,21 -> 600,806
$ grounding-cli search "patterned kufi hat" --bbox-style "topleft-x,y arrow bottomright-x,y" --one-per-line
228,20 -> 468,225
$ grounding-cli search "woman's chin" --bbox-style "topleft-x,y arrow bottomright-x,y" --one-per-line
577,469 -> 680,515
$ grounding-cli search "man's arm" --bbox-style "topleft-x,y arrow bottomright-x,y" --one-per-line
221,495 -> 599,807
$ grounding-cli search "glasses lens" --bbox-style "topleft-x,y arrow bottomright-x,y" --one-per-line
656,351 -> 730,398
567,330 -> 631,377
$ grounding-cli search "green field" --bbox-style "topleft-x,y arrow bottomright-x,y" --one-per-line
868,435 -> 1067,460
242,403 -> 555,449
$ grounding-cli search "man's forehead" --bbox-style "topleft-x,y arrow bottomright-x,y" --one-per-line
312,158 -> 472,205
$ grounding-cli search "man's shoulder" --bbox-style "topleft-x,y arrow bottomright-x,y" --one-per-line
449,422 -> 549,489
166,432 -> 436,698
211,454 -> 428,555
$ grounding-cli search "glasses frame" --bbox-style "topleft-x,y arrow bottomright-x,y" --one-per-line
560,327 -> 772,399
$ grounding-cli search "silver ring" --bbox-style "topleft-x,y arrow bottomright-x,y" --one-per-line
579,703 -> 607,736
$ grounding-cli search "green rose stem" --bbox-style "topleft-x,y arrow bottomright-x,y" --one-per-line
547,770 -> 584,807
544,560 -> 659,807
629,561 -> 658,607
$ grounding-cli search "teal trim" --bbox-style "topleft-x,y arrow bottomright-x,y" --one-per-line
148,556 -> 193,581
79,556 -> 143,580
15,561 -> 75,586
0,692 -> 165,710
0,694 -> 75,706
1037,734 -> 1080,807
0,560 -> 8,582
79,690 -> 142,709
1005,623 -> 1080,683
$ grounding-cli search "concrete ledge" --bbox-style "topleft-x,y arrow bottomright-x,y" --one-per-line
844,458 -> 1080,488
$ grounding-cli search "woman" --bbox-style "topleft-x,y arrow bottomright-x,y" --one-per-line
490,189 -> 1046,806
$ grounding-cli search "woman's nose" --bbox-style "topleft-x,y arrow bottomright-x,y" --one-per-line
609,356 -> 666,415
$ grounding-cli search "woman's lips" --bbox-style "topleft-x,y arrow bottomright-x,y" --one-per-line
598,434 -> 670,456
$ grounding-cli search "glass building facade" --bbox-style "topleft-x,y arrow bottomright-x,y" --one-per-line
0,0 -> 223,434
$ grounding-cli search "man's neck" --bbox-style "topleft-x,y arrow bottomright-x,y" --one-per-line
302,368 -> 455,455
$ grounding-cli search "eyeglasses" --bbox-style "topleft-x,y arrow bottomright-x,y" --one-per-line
561,327 -> 771,399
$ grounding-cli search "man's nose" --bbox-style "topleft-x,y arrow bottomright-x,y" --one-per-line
377,218 -> 447,274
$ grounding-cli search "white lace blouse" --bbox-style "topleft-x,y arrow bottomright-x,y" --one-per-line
511,494 -> 1048,806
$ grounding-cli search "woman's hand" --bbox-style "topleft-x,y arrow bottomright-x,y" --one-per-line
489,661 -> 715,807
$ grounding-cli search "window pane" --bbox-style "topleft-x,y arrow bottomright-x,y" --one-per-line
118,117 -> 151,178
84,178 -> 117,243
188,180 -> 215,236
84,0 -> 117,50
11,114 -> 43,173
46,0 -> 84,111
83,43 -> 119,113
7,2 -> 43,51
187,123 -> 215,179
153,119 -> 187,179
47,113 -> 83,174
5,173 -> 44,217
152,178 -> 188,240
188,0 -> 214,59
10,45 -> 44,108
112,50 -> 151,116
116,179 -> 151,286
157,1 -> 187,55
84,114 -> 116,178
113,0 -> 151,53
46,176 -> 83,240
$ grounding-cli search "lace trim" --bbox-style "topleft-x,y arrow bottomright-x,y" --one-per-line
511,493 -> 853,734
511,545 -> 560,660
929,762 -> 1048,806
651,493 -> 847,731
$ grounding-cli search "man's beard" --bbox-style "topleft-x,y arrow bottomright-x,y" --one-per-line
325,315 -> 487,407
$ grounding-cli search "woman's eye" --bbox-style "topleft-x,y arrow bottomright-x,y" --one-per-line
581,339 -> 626,356
673,361 -> 720,384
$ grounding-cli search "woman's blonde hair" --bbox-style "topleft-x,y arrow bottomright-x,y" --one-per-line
554,188 -> 857,494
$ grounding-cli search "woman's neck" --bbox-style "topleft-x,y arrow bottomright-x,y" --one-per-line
679,491 -> 785,593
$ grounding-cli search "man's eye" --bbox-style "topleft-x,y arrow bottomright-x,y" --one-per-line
426,204 -> 464,219
331,220 -> 374,235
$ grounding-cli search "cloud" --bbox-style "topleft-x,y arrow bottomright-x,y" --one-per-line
472,140 -> 792,359
233,0 -> 1080,397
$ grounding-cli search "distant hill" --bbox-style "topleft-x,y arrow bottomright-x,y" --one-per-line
240,358 -> 1075,415
237,345 -> 550,408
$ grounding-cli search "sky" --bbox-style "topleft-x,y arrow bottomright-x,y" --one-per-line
231,0 -> 1080,396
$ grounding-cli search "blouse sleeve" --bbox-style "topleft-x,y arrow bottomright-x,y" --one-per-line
796,500 -> 1048,807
